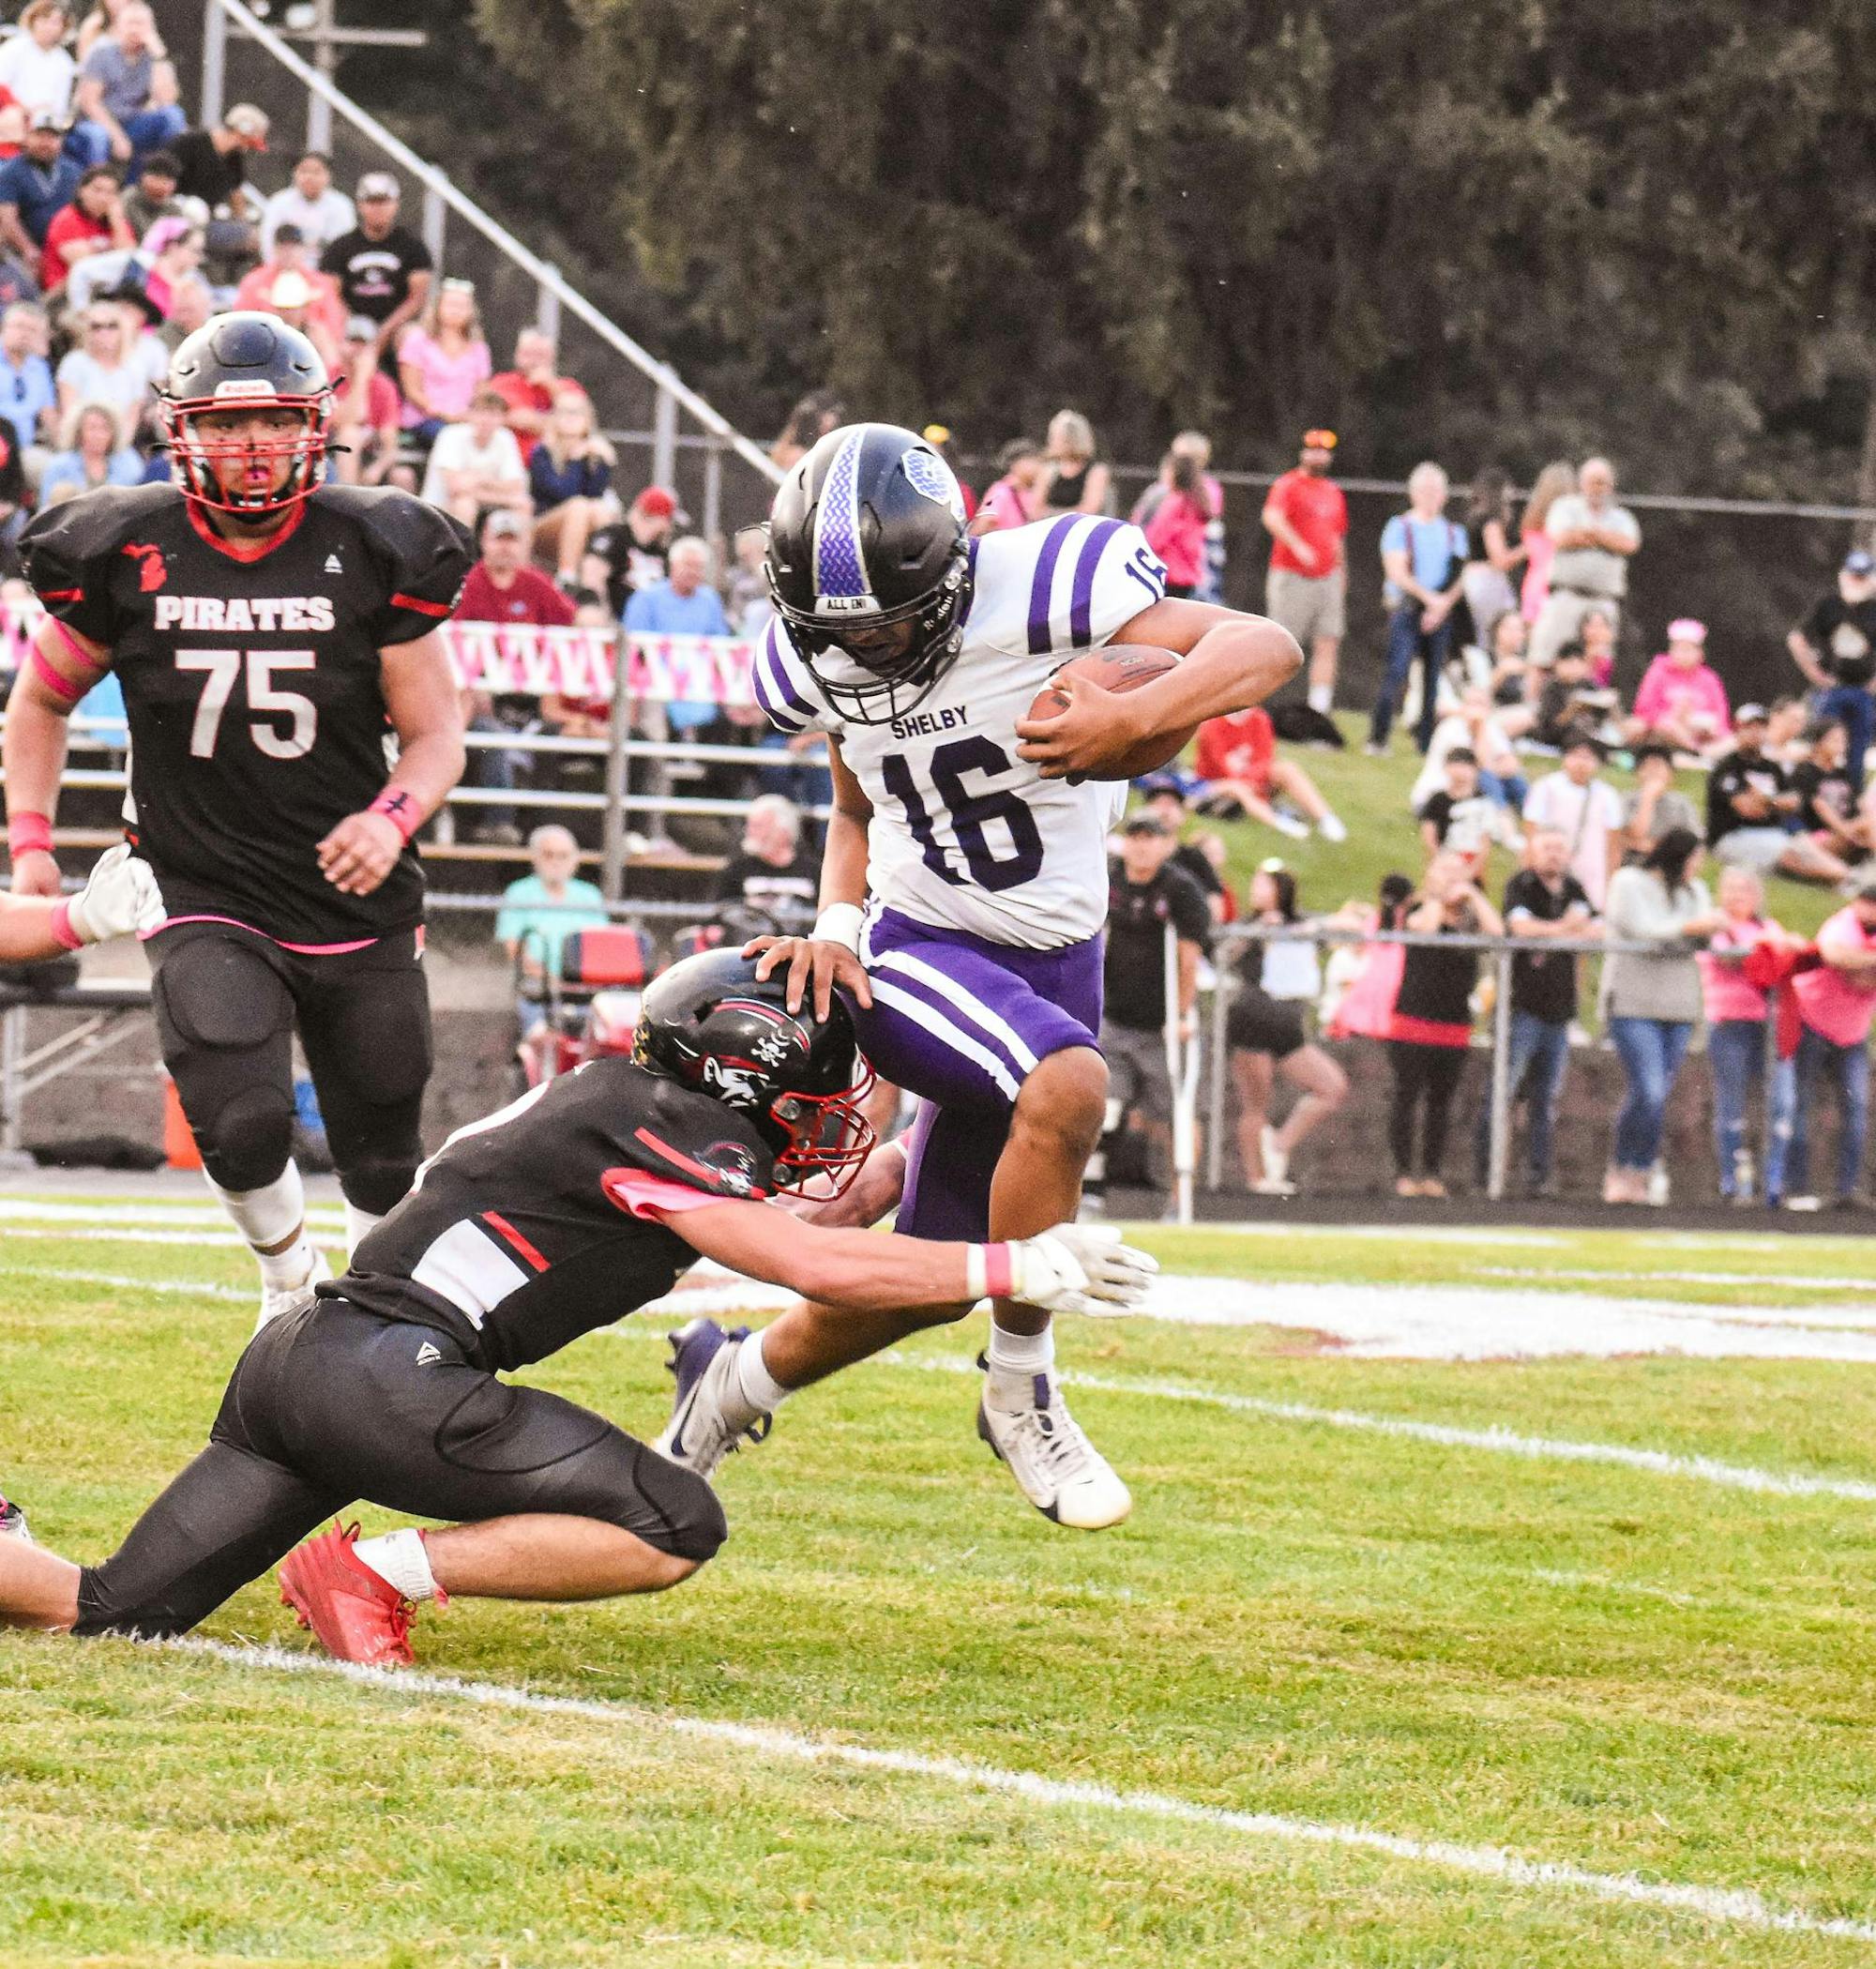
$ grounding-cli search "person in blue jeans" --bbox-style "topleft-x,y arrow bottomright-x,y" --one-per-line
1783,885 -> 1876,1207
1788,549 -> 1876,794
1600,830 -> 1722,1204
1696,867 -> 1795,1205
1474,826 -> 1596,1194
1369,462 -> 1467,754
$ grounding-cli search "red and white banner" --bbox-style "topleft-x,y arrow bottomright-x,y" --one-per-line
0,599 -> 762,705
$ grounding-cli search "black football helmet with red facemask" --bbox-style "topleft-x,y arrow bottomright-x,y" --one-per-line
634,949 -> 877,1197
160,311 -> 332,521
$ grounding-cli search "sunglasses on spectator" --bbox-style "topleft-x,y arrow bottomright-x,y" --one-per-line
86,319 -> 120,333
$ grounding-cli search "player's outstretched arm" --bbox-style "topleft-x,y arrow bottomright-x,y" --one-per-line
746,737 -> 873,1021
1016,599 -> 1301,780
317,631 -> 467,897
4,620 -> 111,897
653,1197 -> 1157,1320
0,844 -> 166,962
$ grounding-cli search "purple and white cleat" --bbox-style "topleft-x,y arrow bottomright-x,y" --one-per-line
653,1318 -> 770,1481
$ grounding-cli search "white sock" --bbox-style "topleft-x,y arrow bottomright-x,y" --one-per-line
986,1322 -> 1054,1404
205,1165 -> 314,1287
352,1528 -> 438,1603
735,1330 -> 790,1415
1308,683 -> 1333,713
344,1202 -> 384,1259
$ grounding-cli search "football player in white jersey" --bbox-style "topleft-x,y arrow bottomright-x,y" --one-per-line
658,422 -> 1299,1528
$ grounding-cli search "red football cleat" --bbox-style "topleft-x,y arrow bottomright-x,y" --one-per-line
280,1520 -> 423,1668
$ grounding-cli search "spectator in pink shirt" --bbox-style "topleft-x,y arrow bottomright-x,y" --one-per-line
1626,618 -> 1732,759
1518,461 -> 1575,630
1142,447 -> 1211,598
1697,867 -> 1795,1204
1784,881 -> 1876,1208
397,275 -> 490,444
972,437 -> 1043,534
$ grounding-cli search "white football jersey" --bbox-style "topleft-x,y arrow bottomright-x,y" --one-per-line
753,515 -> 1168,947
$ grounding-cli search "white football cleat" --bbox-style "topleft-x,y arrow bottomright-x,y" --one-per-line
976,1358 -> 1131,1530
654,1318 -> 769,1480
255,1244 -> 331,1335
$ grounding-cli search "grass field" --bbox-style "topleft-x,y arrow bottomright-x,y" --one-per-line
8,1201 -> 1876,1966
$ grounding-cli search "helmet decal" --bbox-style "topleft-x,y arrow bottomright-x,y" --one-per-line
902,445 -> 961,518
811,426 -> 873,609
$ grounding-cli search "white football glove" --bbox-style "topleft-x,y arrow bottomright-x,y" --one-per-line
1006,1221 -> 1158,1317
64,844 -> 166,945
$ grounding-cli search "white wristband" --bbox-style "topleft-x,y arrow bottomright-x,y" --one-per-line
812,902 -> 864,953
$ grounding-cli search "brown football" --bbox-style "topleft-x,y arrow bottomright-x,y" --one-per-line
1025,644 -> 1194,781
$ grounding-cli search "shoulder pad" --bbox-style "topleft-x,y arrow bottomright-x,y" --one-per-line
22,480 -> 176,568
316,484 -> 475,640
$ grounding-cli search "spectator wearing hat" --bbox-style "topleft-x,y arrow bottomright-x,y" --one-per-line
1528,456 -> 1641,668
1706,704 -> 1854,886
0,6 -> 78,132
234,223 -> 345,357
1369,462 -> 1468,756
40,164 -> 129,298
330,313 -> 401,485
397,278 -> 490,445
261,151 -> 355,260
1192,703 -> 1345,842
420,385 -> 529,524
1784,880 -> 1876,1209
1137,777 -> 1229,919
1789,550 -> 1876,793
1520,728 -> 1625,909
117,144 -> 179,239
490,326 -> 566,463
167,103 -> 268,220
69,3 -> 182,174
1626,618 -> 1732,760
1262,429 -> 1348,714
66,210 -> 198,320
321,173 -> 431,362
0,112 -> 81,264
974,437 -> 1043,533
583,484 -> 676,613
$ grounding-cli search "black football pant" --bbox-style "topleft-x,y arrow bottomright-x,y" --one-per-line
72,1294 -> 728,1638
148,920 -> 433,1217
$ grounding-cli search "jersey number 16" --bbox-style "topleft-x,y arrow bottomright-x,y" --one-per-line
176,648 -> 318,761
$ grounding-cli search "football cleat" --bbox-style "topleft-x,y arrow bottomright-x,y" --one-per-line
653,1317 -> 770,1480
280,1520 -> 429,1668
975,1356 -> 1131,1530
0,1492 -> 31,1543
255,1244 -> 332,1336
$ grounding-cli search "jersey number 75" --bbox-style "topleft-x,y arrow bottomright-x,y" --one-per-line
176,648 -> 318,761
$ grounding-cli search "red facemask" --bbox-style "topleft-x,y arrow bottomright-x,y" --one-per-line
160,391 -> 332,519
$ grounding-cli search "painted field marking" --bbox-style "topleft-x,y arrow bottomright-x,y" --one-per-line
883,1355 -> 1876,1504
169,1640 -> 1874,1944
0,1199 -> 346,1229
1475,1265 -> 1876,1296
1,1265 -> 250,1301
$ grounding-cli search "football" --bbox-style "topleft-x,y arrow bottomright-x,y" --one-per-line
1024,644 -> 1194,780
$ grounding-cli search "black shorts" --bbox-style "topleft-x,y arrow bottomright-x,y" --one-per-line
1227,988 -> 1308,1061
72,1294 -> 725,1639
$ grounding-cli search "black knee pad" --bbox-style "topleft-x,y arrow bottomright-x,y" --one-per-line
338,1157 -> 419,1219
203,1084 -> 296,1192
635,1446 -> 728,1563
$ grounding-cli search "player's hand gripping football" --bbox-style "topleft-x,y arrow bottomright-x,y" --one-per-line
317,810 -> 405,897
1005,1222 -> 1158,1317
746,934 -> 873,1021
65,844 -> 166,944
1014,670 -> 1143,780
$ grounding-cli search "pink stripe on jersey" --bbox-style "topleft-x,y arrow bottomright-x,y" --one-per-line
601,1167 -> 732,1221
142,913 -> 383,955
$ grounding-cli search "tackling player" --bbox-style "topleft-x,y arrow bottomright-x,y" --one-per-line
659,423 -> 1299,1529
4,312 -> 473,1325
0,953 -> 1151,1666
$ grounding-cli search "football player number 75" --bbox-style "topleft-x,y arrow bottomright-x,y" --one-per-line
176,648 -> 317,761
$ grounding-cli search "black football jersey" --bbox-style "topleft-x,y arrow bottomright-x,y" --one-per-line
23,483 -> 473,944
327,1057 -> 778,1372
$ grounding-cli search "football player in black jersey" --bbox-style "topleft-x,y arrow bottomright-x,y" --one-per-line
0,954 -> 1150,1667
4,313 -> 472,1325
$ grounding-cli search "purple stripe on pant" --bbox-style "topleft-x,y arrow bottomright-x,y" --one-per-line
848,907 -> 1103,1241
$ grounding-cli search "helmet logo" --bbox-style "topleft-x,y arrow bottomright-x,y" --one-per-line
816,593 -> 881,617
702,1053 -> 764,1107
122,542 -> 166,592
750,1033 -> 792,1066
210,379 -> 278,398
902,446 -> 962,519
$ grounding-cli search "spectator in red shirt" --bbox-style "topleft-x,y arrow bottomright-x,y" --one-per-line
330,312 -> 401,484
1261,428 -> 1348,715
1142,447 -> 1211,597
1193,704 -> 1346,842
490,326 -> 563,462
458,507 -> 577,628
234,223 -> 345,367
40,162 -> 129,295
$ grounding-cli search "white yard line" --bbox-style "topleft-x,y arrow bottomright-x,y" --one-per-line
1475,1265 -> 1876,1296
0,1265 -> 250,1301
0,1199 -> 346,1229
884,1355 -> 1876,1503
170,1640 -> 1874,1944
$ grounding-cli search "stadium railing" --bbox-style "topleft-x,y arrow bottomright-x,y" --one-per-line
1189,920 -> 1775,1210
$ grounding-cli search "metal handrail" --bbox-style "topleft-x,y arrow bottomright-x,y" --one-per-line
204,0 -> 781,491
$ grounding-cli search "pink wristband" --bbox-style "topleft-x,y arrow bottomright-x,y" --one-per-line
369,788 -> 421,843
966,1243 -> 1016,1300
8,810 -> 53,857
48,899 -> 81,950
